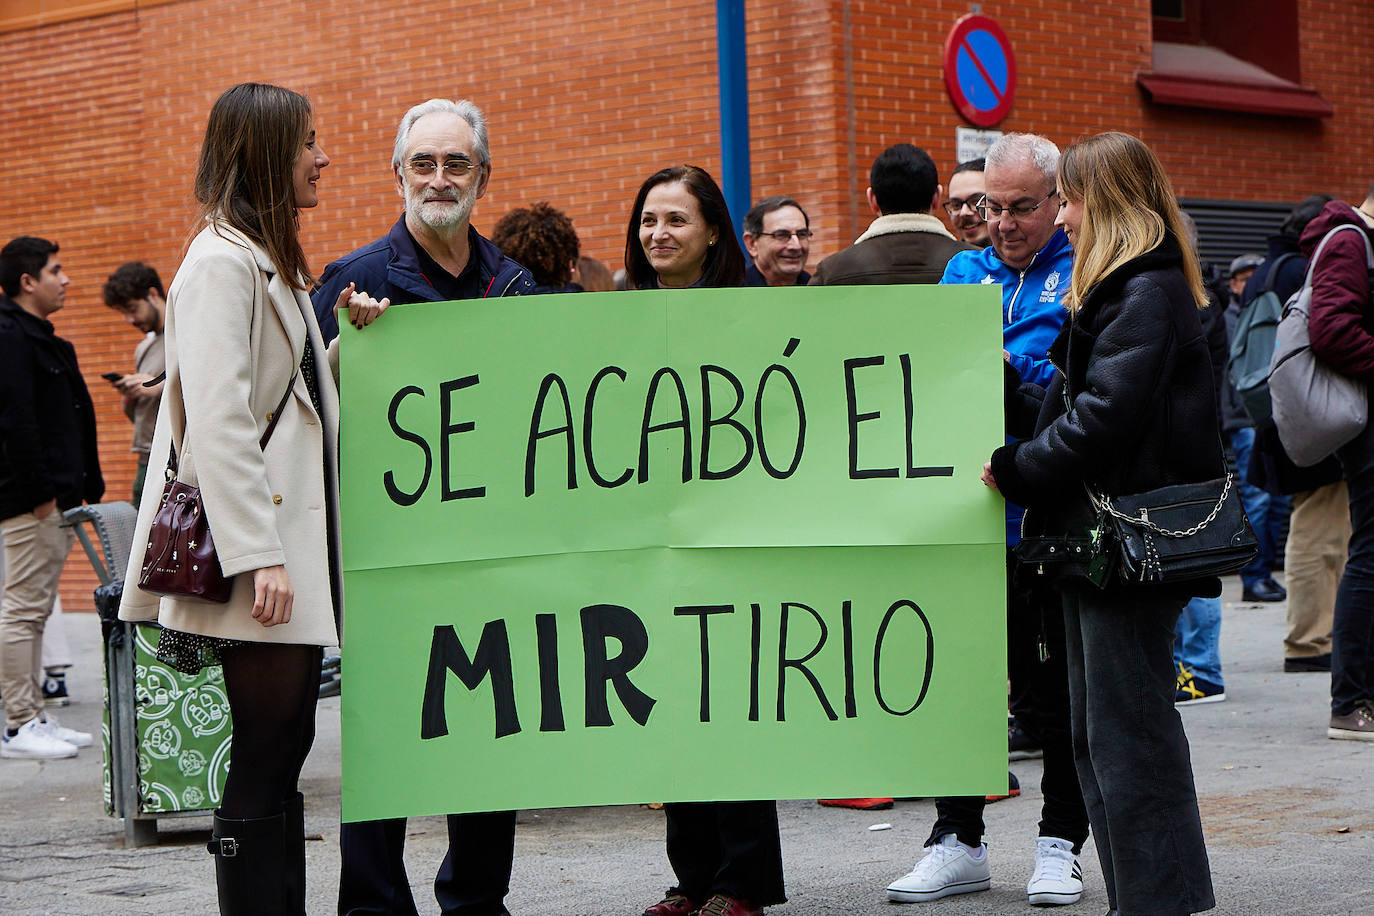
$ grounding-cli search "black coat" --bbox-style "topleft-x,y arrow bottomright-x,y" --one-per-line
991,236 -> 1224,592
0,297 -> 104,520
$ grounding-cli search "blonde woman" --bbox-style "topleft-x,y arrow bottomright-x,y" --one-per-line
983,132 -> 1216,916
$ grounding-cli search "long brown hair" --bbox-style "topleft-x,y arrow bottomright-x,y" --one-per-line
1057,131 -> 1206,312
194,83 -> 314,290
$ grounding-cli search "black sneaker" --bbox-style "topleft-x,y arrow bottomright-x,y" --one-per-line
1284,654 -> 1331,673
42,674 -> 70,708
1241,579 -> 1286,602
1175,663 -> 1225,705
986,771 -> 1021,803
1008,720 -> 1043,760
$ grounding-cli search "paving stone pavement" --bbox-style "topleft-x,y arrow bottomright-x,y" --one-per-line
2,574 -> 1371,915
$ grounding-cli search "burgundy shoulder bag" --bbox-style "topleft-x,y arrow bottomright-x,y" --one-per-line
138,371 -> 298,603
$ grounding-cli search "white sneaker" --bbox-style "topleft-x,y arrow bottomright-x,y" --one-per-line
1,718 -> 78,759
886,833 -> 991,902
35,715 -> 92,748
1027,836 -> 1083,905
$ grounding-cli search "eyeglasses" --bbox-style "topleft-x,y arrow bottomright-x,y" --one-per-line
405,157 -> 481,178
758,228 -> 814,242
975,190 -> 1058,222
942,197 -> 980,217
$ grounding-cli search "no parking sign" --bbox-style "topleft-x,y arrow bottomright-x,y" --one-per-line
943,14 -> 1016,127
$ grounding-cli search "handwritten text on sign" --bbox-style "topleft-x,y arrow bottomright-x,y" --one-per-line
338,284 -> 1007,821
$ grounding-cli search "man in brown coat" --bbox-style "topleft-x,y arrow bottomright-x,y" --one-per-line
809,143 -> 972,286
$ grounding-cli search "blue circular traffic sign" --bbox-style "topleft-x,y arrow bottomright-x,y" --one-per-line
943,14 -> 1017,127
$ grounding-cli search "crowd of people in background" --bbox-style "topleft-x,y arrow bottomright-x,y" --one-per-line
1,81 -> 1372,916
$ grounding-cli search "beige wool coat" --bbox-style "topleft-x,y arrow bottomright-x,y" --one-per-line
120,222 -> 341,647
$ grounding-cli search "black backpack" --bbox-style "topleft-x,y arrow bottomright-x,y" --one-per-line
1227,253 -> 1298,430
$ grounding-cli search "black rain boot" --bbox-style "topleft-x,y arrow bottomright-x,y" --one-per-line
207,809 -> 288,916
283,792 -> 306,915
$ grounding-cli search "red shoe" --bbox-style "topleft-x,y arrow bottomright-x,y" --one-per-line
817,797 -> 895,810
985,770 -> 1021,803
643,893 -> 699,916
697,894 -> 763,916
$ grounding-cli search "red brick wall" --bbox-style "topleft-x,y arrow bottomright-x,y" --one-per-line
0,0 -> 1369,612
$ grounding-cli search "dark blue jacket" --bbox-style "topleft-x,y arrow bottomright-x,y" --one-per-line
744,264 -> 810,287
312,215 -> 533,342
0,296 -> 104,520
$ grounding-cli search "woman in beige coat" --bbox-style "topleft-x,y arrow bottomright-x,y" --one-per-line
120,82 -> 382,915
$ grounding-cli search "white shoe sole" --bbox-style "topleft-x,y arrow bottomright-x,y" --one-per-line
1,742 -> 78,760
1028,887 -> 1083,905
1176,693 -> 1226,705
1328,727 -> 1374,741
887,877 -> 990,903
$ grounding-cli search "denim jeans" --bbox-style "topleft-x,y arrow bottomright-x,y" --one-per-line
1333,417 -> 1374,716
1230,427 -> 1273,587
1062,586 -> 1215,916
1173,596 -> 1223,685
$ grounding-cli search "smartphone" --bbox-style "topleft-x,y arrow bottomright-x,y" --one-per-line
101,371 -> 123,382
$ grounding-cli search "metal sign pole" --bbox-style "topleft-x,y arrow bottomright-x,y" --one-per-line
716,0 -> 751,247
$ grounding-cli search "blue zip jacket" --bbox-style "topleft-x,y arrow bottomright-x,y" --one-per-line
940,228 -> 1073,542
312,215 -> 533,343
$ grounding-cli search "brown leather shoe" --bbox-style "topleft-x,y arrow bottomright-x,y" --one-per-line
697,894 -> 763,916
643,892 -> 700,916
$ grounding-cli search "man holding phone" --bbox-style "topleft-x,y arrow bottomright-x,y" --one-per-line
101,262 -> 166,505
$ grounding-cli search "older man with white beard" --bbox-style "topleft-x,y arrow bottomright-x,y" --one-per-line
313,98 -> 533,342
311,98 -> 532,916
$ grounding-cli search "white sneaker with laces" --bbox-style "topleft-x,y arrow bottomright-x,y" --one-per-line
1027,836 -> 1083,905
35,715 -> 92,749
886,833 -> 991,903
1,718 -> 78,759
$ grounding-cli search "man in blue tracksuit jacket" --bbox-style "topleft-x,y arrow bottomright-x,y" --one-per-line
887,134 -> 1084,909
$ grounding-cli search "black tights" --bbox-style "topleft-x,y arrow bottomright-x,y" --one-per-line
218,642 -> 323,819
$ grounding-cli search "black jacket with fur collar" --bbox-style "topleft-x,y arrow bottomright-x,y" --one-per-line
990,235 -> 1224,592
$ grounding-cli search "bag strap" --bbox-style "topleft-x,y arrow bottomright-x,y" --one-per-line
1087,472 -> 1235,538
1255,252 -> 1298,297
166,369 -> 299,477
258,369 -> 298,450
1297,223 -> 1374,313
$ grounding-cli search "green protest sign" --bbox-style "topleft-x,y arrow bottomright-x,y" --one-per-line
339,285 -> 1007,822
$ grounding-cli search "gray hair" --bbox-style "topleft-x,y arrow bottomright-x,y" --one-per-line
391,99 -> 490,170
985,133 -> 1060,188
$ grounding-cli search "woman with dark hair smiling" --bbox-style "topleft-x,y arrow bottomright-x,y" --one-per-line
625,164 -> 746,291
626,165 -> 783,916
119,82 -> 384,915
